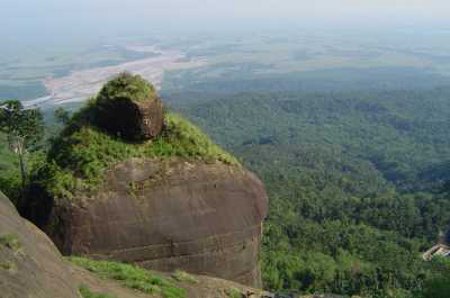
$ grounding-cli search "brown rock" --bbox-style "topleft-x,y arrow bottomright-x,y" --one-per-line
96,95 -> 164,140
0,191 -> 272,298
0,191 -> 79,298
43,159 -> 268,287
95,72 -> 164,141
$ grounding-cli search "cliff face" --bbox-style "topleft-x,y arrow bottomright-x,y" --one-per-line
45,158 -> 267,287
1,192 -> 272,298
0,191 -> 79,298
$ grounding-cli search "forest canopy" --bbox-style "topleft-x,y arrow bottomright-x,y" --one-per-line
172,86 -> 450,297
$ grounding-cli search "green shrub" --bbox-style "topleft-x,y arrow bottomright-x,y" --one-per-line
97,72 -> 156,103
69,257 -> 186,298
225,287 -> 243,298
35,110 -> 238,200
172,270 -> 199,284
0,234 -> 21,252
78,285 -> 116,298
0,172 -> 21,206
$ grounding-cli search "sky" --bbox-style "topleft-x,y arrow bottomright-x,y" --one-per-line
2,0 -> 449,21
1,0 -> 450,42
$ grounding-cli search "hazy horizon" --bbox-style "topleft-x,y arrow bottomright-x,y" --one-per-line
2,0 -> 450,103
2,0 -> 450,43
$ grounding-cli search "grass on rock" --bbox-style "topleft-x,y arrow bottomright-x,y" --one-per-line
37,110 -> 238,200
0,234 -> 21,252
172,270 -> 199,284
69,257 -> 186,298
225,287 -> 243,298
78,285 -> 116,298
97,72 -> 156,103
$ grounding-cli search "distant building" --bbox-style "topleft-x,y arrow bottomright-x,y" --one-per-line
422,229 -> 450,261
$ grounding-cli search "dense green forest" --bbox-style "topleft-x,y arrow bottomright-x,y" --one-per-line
169,86 -> 450,297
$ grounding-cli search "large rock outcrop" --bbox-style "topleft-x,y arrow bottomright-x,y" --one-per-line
23,74 -> 268,288
0,191 -> 79,298
0,191 -> 271,298
43,159 -> 267,287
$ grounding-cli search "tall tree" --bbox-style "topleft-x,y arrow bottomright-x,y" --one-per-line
54,106 -> 70,125
0,100 -> 44,187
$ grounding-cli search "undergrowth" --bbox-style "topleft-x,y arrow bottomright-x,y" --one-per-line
97,72 -> 156,103
78,285 -> 116,298
172,270 -> 199,284
225,287 -> 243,298
69,257 -> 186,298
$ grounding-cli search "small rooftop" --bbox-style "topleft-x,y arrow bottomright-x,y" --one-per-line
422,228 -> 450,261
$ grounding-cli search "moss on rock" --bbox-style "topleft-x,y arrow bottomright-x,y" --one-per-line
97,72 -> 156,104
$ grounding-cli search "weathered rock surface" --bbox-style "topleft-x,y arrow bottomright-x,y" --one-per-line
0,191 -> 79,298
0,191 -> 271,298
95,72 -> 164,140
96,94 -> 164,140
43,159 -> 268,287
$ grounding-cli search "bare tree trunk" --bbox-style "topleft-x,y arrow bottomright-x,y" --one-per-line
16,138 -> 27,188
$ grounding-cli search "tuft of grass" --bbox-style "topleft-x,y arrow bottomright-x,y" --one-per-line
69,257 -> 186,298
172,270 -> 199,284
225,287 -> 243,298
78,285 -> 116,298
0,261 -> 16,271
0,234 -> 22,252
38,112 -> 238,200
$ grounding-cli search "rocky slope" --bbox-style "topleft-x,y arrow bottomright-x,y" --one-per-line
23,73 -> 268,287
0,191 -> 79,298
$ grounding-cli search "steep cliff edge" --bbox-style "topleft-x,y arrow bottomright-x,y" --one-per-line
0,191 -> 79,298
23,73 -> 268,287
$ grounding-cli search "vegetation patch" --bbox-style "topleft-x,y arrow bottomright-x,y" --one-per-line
0,261 -> 16,271
0,234 -> 22,252
78,285 -> 116,298
35,109 -> 238,200
69,257 -> 186,298
224,287 -> 243,298
96,72 -> 156,103
172,270 -> 199,284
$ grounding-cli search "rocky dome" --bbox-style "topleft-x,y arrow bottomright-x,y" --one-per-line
23,75 -> 268,287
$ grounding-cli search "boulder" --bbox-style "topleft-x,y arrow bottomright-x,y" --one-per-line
0,191 -> 271,297
95,72 -> 164,140
41,159 -> 268,287
0,191 -> 79,298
